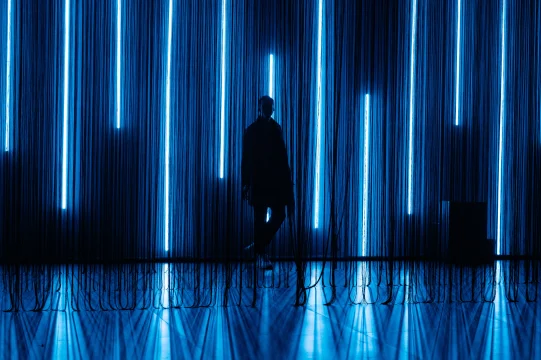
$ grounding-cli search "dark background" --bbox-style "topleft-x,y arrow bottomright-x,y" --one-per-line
0,0 -> 539,262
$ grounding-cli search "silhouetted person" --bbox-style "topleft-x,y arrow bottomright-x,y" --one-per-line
242,96 -> 294,269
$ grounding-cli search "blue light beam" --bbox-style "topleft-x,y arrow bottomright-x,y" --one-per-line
407,0 -> 417,216
5,0 -> 12,151
455,0 -> 461,126
496,0 -> 506,255
269,54 -> 274,98
314,0 -> 323,229
164,0 -> 173,252
361,94 -> 370,256
116,0 -> 121,129
61,0 -> 70,210
266,54 -> 275,223
219,0 -> 227,179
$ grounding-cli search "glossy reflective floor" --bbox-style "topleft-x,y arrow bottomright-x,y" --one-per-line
1,261 -> 540,359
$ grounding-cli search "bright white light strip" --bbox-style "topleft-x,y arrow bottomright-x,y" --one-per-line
407,0 -> 417,216
496,0 -> 506,255
164,0 -> 173,252
314,0 -> 323,228
116,0 -> 121,129
362,94 -> 370,256
454,0 -> 461,126
267,54 -> 274,223
5,0 -> 12,151
219,0 -> 226,179
269,54 -> 274,98
61,0 -> 70,210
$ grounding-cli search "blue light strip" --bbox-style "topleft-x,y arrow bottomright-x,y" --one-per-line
314,0 -> 323,229
496,0 -> 506,255
219,0 -> 226,179
5,0 -> 12,151
407,0 -> 417,216
164,0 -> 173,252
362,94 -> 370,256
116,0 -> 121,129
455,0 -> 461,126
266,54 -> 275,223
61,0 -> 70,210
269,54 -> 274,98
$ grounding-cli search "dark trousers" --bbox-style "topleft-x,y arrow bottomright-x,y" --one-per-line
253,205 -> 286,255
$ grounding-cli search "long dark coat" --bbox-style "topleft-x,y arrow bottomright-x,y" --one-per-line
241,117 -> 294,207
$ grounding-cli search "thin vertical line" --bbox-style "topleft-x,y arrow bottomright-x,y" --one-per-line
407,0 -> 417,215
497,0 -> 506,255
5,0 -> 12,151
314,0 -> 323,229
267,54 -> 275,223
61,0 -> 70,210
362,95 -> 370,256
219,0 -> 226,179
164,0 -> 173,252
455,0 -> 461,126
269,54 -> 274,98
116,0 -> 121,129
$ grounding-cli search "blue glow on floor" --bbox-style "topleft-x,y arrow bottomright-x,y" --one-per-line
496,0 -> 506,255
407,0 -> 417,216
314,0 -> 323,229
164,0 -> 173,252
455,0 -> 461,126
116,0 -> 121,129
361,94 -> 370,256
219,0 -> 226,179
61,0 -> 70,210
4,0 -> 12,152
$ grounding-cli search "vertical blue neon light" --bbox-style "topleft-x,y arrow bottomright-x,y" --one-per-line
496,0 -> 506,255
407,0 -> 417,216
219,0 -> 226,179
361,94 -> 370,256
116,0 -> 121,129
269,54 -> 274,98
314,0 -> 323,229
455,0 -> 461,126
164,0 -> 173,252
266,54 -> 275,223
61,0 -> 70,210
5,0 -> 12,151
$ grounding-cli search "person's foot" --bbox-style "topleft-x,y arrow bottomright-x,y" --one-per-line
257,254 -> 273,271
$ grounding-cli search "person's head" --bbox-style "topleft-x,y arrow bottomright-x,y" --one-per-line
258,96 -> 274,118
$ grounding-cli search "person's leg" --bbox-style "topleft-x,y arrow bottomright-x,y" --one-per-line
261,205 -> 286,248
253,205 -> 268,255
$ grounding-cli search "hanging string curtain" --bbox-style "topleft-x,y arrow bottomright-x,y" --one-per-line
0,0 -> 540,263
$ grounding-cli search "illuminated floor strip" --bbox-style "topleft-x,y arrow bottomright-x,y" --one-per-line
164,0 -> 173,252
407,0 -> 417,215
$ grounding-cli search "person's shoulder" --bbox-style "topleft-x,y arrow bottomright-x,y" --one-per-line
270,119 -> 282,131
245,121 -> 257,133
